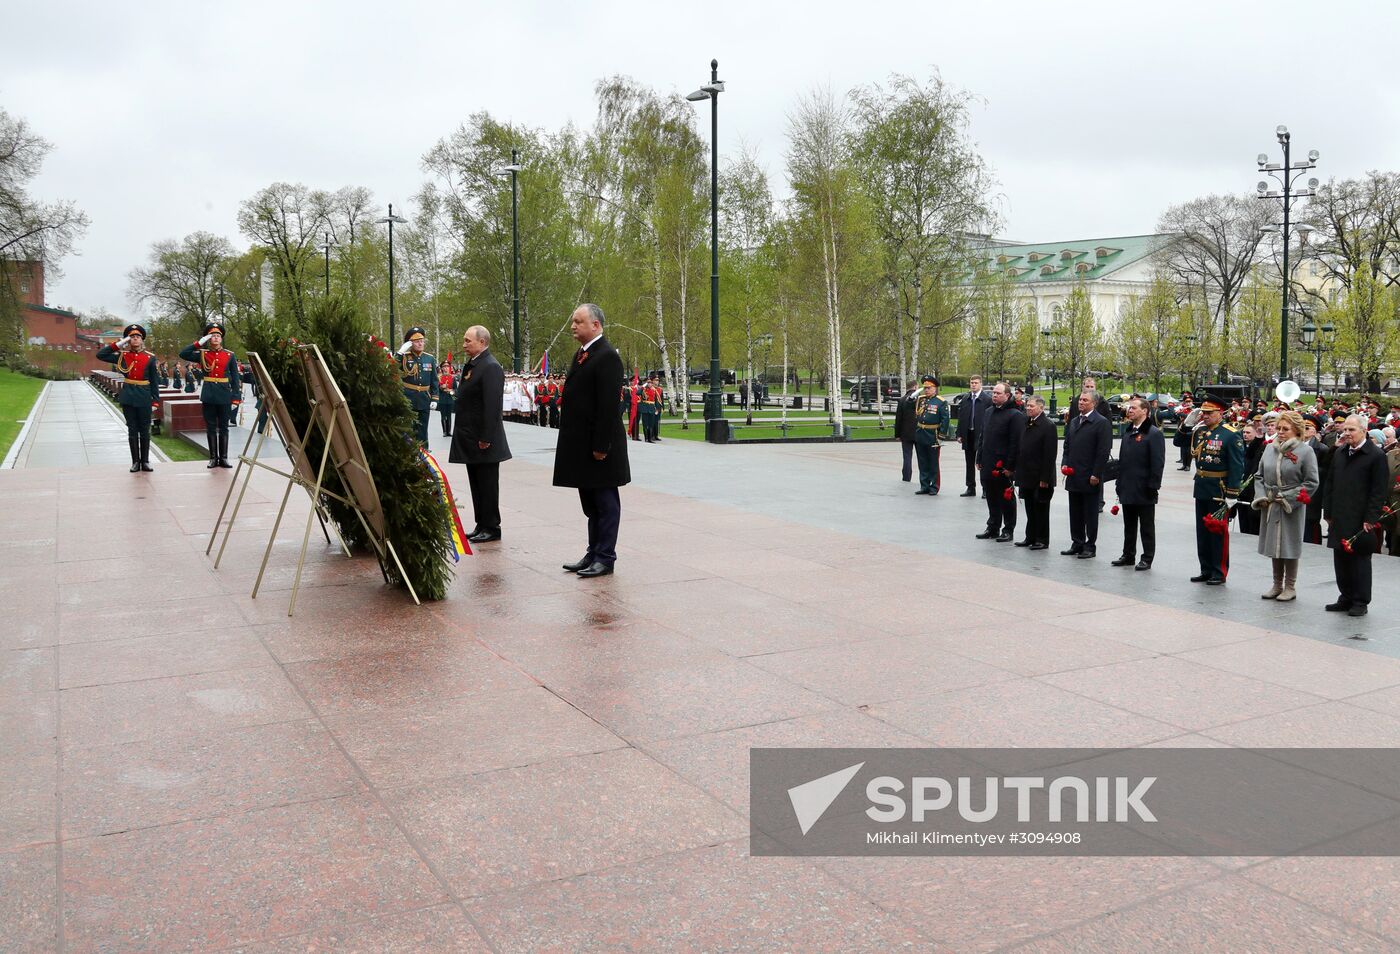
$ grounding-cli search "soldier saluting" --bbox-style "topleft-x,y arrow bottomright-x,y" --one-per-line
179,322 -> 241,469
397,326 -> 438,445
1188,392 -> 1245,585
96,323 -> 161,473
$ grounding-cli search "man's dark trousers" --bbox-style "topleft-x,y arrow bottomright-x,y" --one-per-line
900,439 -> 914,481
1194,498 -> 1226,577
465,462 -> 501,534
1068,488 -> 1100,549
963,439 -> 977,492
579,487 -> 621,566
1024,492 -> 1051,545
915,442 -> 941,493
1122,503 -> 1156,562
1333,543 -> 1373,606
982,470 -> 1015,533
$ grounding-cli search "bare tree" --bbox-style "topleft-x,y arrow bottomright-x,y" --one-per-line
236,183 -> 331,324
127,231 -> 236,336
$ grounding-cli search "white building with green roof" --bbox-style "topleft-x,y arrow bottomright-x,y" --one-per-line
962,233 -> 1172,328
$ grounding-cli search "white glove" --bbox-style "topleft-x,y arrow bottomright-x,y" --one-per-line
397,341 -> 414,355
199,334 -> 213,346
117,336 -> 132,349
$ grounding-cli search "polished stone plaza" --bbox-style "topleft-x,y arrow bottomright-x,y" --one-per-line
4,400 -> 1400,951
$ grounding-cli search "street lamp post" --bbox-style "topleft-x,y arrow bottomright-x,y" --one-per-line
1041,327 -> 1059,417
1300,317 -> 1334,400
320,232 -> 332,297
376,203 -> 408,344
687,59 -> 725,442
495,150 -> 524,371
1255,126 -> 1320,384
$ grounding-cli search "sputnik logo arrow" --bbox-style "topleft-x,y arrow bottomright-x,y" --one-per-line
787,762 -> 864,835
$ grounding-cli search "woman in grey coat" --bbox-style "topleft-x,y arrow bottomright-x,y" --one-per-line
1252,410 -> 1320,601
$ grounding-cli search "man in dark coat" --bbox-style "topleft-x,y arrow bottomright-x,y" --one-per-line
553,304 -> 630,578
1112,397 -> 1165,570
1015,394 -> 1059,550
1323,414 -> 1390,617
1061,390 -> 1112,558
894,380 -> 920,482
955,375 -> 992,496
448,326 -> 512,543
1303,416 -> 1331,544
974,381 -> 1024,542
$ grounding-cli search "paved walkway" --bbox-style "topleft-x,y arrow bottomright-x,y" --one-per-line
5,423 -> 1400,950
8,381 -> 168,469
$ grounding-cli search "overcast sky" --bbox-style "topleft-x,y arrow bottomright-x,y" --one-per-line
7,0 -> 1397,317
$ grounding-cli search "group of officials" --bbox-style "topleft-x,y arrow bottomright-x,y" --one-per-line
896,375 -> 1391,617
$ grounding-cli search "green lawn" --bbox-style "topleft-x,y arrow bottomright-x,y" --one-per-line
0,368 -> 47,462
155,432 -> 210,462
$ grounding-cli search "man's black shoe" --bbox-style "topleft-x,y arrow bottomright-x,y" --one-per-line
130,462 -> 142,473
1014,539 -> 1032,547
1206,576 -> 1226,586
216,459 -> 233,468
1349,605 -> 1368,617
1190,574 -> 1211,583
995,533 -> 1013,543
914,489 -> 931,495
563,556 -> 591,572
1111,556 -> 1134,567
467,530 -> 501,543
1325,601 -> 1352,612
140,462 -> 154,472
576,561 -> 614,578
1029,542 -> 1048,551
902,476 -> 911,482
1177,465 -> 1191,471
1078,548 -> 1097,559
1060,547 -> 1082,556
960,489 -> 976,497
207,459 -> 219,469
1135,559 -> 1152,571
975,530 -> 997,540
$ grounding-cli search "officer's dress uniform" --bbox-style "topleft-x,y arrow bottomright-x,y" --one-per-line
1191,411 -> 1245,582
641,384 -> 662,442
912,391 -> 949,494
398,328 -> 438,445
96,324 -> 161,472
438,370 -> 455,436
179,327 -> 242,468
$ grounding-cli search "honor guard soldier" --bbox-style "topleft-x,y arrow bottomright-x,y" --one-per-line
912,374 -> 949,495
1189,392 -> 1245,585
535,376 -> 550,426
396,327 -> 438,444
641,377 -> 663,442
171,364 -> 183,391
548,374 -> 563,428
96,323 -> 161,473
179,322 -> 242,469
438,363 -> 456,436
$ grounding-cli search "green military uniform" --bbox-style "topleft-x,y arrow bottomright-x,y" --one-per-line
178,322 -> 242,469
913,382 -> 950,495
398,326 -> 439,444
1191,398 -> 1245,582
96,323 -> 161,473
640,381 -> 662,442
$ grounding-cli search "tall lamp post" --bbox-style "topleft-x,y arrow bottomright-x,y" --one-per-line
1040,326 -> 1059,417
494,150 -> 523,371
320,232 -> 333,297
686,59 -> 725,442
1300,317 -> 1334,400
377,203 -> 408,344
1254,125 -> 1319,384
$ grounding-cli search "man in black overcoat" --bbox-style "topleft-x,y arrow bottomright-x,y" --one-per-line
1061,390 -> 1113,558
894,380 -> 919,482
1112,397 -> 1165,570
553,304 -> 631,578
1323,414 -> 1390,617
1015,394 -> 1059,549
974,382 -> 1024,542
449,326 -> 512,543
955,375 -> 992,496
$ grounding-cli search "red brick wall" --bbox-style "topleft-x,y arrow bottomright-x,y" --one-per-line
7,261 -> 45,308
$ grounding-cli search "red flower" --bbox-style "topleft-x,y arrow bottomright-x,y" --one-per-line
1342,538 -> 1355,553
1003,487 -> 1014,500
996,460 -> 1004,469
1061,466 -> 1075,476
1111,505 -> 1120,516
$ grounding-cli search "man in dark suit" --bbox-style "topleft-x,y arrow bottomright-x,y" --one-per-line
1112,397 -> 1165,570
1323,414 -> 1390,617
974,381 -> 1024,542
554,304 -> 630,578
1015,394 -> 1059,549
1061,390 -> 1112,558
449,326 -> 511,543
956,375 -> 992,496
894,380 -> 919,482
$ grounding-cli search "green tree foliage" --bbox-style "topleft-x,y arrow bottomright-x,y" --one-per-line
1228,281 -> 1281,387
243,298 -> 456,601
1114,275 -> 1185,392
1058,281 -> 1100,383
127,231 -> 236,342
1326,261 -> 1398,392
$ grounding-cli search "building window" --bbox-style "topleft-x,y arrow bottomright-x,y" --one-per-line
19,280 -> 29,294
1051,304 -> 1064,324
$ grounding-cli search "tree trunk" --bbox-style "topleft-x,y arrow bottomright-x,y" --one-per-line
651,238 -> 677,418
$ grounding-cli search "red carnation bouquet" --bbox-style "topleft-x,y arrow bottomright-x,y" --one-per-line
1061,466 -> 1074,476
1341,505 -> 1396,553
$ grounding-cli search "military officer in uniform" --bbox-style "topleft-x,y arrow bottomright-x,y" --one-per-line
97,323 -> 161,473
1189,392 -> 1245,584
179,322 -> 242,469
396,326 -> 438,445
912,375 -> 949,495
642,376 -> 663,442
437,363 -> 456,436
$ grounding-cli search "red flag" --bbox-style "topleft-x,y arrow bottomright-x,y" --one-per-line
629,369 -> 640,434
